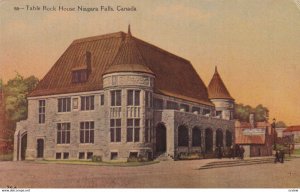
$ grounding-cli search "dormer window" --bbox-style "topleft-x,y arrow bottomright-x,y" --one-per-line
72,69 -> 88,83
72,51 -> 92,83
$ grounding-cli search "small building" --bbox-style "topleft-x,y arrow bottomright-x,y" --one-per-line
283,125 -> 300,149
14,27 -> 235,161
235,113 -> 273,157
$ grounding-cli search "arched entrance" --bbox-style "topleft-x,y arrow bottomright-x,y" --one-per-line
192,126 -> 201,147
178,125 -> 188,146
20,133 -> 27,160
216,129 -> 224,147
205,128 -> 213,153
37,139 -> 44,158
226,130 -> 233,147
156,123 -> 166,153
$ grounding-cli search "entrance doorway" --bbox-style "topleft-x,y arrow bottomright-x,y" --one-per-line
216,129 -> 224,147
205,128 -> 213,153
21,133 -> 27,160
37,139 -> 44,158
156,123 -> 166,153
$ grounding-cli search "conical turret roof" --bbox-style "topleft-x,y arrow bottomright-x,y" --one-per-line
104,25 -> 154,75
208,67 -> 233,100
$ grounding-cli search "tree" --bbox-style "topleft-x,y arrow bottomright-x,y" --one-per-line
4,73 -> 39,131
275,121 -> 287,128
234,103 -> 269,122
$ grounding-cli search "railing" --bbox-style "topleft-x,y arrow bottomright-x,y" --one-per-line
110,107 -> 121,118
127,106 -> 140,118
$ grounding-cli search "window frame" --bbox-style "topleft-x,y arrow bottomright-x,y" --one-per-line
57,123 -> 71,144
80,121 -> 95,144
127,119 -> 140,142
58,97 -> 71,113
80,95 -> 95,111
38,100 -> 46,124
110,119 -> 121,142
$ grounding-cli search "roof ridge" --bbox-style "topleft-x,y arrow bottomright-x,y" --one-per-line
72,31 -> 126,44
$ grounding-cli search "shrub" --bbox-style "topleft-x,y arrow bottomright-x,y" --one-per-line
92,155 -> 102,162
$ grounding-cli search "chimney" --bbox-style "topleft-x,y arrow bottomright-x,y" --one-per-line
86,51 -> 92,73
249,112 -> 255,128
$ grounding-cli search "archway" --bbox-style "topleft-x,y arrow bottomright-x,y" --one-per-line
205,128 -> 213,153
37,139 -> 44,158
216,129 -> 224,147
21,133 -> 27,160
192,127 -> 201,147
178,125 -> 188,146
156,123 -> 166,153
226,130 -> 233,147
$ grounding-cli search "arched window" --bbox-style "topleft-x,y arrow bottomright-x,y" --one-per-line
192,127 -> 201,146
226,130 -> 233,147
216,129 -> 224,147
178,125 -> 188,146
205,128 -> 213,152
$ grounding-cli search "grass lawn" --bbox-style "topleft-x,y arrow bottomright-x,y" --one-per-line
0,153 -> 13,161
30,159 -> 159,167
293,148 -> 300,155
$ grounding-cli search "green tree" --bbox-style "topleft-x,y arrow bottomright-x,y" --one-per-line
4,73 -> 39,131
275,121 -> 287,128
234,103 -> 269,122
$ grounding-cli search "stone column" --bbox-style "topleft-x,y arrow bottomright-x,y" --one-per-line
213,129 -> 216,152
201,129 -> 205,153
223,130 -> 227,147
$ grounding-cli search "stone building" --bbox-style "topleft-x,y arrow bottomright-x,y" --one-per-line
14,27 -> 235,161
283,125 -> 300,149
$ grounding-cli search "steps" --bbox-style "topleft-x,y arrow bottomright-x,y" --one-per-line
155,152 -> 174,161
199,157 -> 289,170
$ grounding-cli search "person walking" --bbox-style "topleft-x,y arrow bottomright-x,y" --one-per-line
280,150 -> 285,163
240,146 -> 245,160
274,150 -> 280,163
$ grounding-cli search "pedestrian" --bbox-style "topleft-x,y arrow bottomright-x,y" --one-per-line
240,146 -> 245,160
280,150 -> 285,163
274,150 -> 280,163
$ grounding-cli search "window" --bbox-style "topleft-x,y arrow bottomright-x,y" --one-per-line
87,152 -> 93,159
145,91 -> 153,108
129,152 -> 138,159
180,104 -> 190,112
178,125 -> 188,146
166,101 -> 178,110
80,121 -> 94,143
192,107 -> 201,114
57,123 -> 71,144
72,70 -> 88,83
192,127 -> 201,146
100,94 -> 104,105
72,98 -> 79,109
111,90 -> 121,106
58,98 -> 71,112
216,111 -> 222,117
127,119 -> 140,142
203,109 -> 211,115
56,153 -> 62,159
81,96 -> 94,110
79,152 -> 85,159
111,152 -> 118,160
63,152 -> 69,159
127,90 -> 140,106
145,119 -> 152,143
110,119 -> 121,142
154,98 -> 163,109
38,100 -> 45,124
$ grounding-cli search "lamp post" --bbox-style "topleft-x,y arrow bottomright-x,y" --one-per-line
272,118 -> 276,150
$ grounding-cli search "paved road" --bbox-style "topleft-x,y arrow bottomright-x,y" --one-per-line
0,157 -> 299,188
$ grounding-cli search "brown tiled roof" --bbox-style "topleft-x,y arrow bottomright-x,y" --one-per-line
283,125 -> 300,132
235,121 -> 269,144
29,30 -> 212,106
103,26 -> 153,75
208,67 -> 233,100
